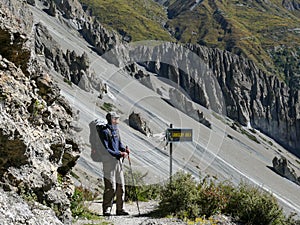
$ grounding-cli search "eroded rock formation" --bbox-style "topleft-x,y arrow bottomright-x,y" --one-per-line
106,42 -> 300,156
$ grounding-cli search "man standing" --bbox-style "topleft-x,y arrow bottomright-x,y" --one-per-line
99,111 -> 130,216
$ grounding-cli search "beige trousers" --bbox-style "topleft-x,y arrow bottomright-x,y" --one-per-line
102,156 -> 125,212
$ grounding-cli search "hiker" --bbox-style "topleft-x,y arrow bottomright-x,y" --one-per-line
99,111 -> 130,216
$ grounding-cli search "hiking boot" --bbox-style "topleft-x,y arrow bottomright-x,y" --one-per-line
103,207 -> 112,216
116,209 -> 129,216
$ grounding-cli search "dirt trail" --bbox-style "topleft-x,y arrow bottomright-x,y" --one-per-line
73,200 -> 187,225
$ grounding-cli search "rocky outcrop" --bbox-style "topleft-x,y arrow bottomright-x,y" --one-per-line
272,156 -> 300,185
34,22 -> 87,79
129,112 -> 153,137
27,0 -> 35,6
0,54 -> 80,224
282,0 -> 300,11
80,19 -> 120,56
105,42 -> 300,156
0,189 -> 63,225
0,0 -> 82,224
44,0 -> 57,17
35,22 -> 96,92
42,0 -> 120,55
169,88 -> 211,128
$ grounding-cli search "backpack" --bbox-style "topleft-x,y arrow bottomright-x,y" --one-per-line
88,119 -> 112,162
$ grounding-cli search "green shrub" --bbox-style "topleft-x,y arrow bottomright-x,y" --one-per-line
224,183 -> 286,225
159,172 -> 200,219
100,102 -> 114,112
157,172 -> 295,224
63,78 -> 72,86
71,186 -> 100,219
196,177 -> 234,217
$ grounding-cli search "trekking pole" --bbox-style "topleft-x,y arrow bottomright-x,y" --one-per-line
128,154 -> 141,216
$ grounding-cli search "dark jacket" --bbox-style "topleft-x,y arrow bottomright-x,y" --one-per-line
101,124 -> 125,159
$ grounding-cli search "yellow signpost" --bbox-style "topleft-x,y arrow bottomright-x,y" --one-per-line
166,124 -> 193,183
167,128 -> 193,142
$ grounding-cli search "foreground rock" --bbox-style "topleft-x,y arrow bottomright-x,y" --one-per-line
0,0 -> 82,224
0,51 -> 80,224
272,156 -> 300,185
0,189 -> 63,225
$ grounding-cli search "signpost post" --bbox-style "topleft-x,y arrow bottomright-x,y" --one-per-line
166,125 -> 193,184
169,124 -> 173,183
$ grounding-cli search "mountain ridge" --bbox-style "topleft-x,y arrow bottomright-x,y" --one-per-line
79,0 -> 300,87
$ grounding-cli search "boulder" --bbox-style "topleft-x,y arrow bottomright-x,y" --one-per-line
44,1 -> 57,17
129,112 -> 152,137
0,189 -> 63,225
26,0 -> 35,6
272,156 -> 300,185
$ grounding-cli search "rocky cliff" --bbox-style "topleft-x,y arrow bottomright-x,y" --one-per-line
106,42 -> 300,157
0,0 -> 81,224
188,44 -> 300,156
43,0 -> 120,55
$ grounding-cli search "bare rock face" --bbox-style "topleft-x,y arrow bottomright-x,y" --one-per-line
187,44 -> 300,157
0,1 -> 82,224
42,0 -> 120,55
34,20 -> 107,94
0,189 -> 63,225
80,19 -> 120,56
0,0 -> 33,33
129,112 -> 153,137
34,23 -> 93,91
272,156 -> 300,185
0,55 -> 80,224
169,88 -> 211,128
